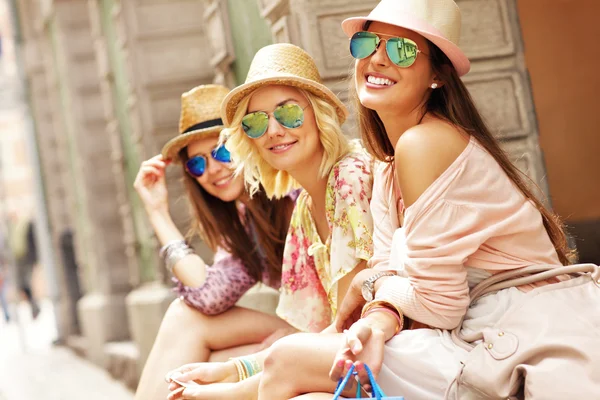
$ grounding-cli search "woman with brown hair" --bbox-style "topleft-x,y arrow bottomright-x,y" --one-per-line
251,0 -> 597,399
132,84 -> 297,400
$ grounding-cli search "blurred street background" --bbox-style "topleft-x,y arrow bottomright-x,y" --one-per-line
0,299 -> 132,399
0,0 -> 599,398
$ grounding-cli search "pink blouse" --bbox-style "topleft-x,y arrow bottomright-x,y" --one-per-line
173,247 -> 278,315
174,190 -> 300,315
371,137 -> 561,329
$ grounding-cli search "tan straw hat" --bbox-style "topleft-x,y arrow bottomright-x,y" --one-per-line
221,43 -> 348,126
161,84 -> 230,162
342,0 -> 470,76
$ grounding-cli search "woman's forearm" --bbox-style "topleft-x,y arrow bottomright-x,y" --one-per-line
148,209 -> 184,244
148,210 -> 207,287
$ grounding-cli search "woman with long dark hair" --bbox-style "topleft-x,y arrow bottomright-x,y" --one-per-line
133,84 -> 296,400
253,1 -> 593,399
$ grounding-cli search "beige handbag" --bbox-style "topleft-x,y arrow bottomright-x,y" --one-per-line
446,263 -> 600,399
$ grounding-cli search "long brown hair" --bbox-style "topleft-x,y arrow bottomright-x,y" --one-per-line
179,148 -> 290,282
353,37 -> 573,265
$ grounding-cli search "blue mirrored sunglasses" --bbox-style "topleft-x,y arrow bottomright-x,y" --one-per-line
185,143 -> 231,178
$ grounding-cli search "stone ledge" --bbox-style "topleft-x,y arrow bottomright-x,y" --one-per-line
104,341 -> 139,392
65,334 -> 89,359
235,284 -> 279,315
126,283 -> 175,379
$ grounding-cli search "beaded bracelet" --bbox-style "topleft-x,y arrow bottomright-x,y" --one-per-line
361,300 -> 405,334
232,358 -> 247,382
230,355 -> 262,381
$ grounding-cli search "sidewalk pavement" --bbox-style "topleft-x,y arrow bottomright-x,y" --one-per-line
0,299 -> 133,400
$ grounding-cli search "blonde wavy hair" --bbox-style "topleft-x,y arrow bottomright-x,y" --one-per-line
223,88 -> 350,199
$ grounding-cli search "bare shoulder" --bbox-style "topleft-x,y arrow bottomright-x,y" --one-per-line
394,119 -> 469,208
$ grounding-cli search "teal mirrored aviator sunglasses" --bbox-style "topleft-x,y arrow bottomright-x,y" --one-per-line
349,31 -> 426,68
241,103 -> 308,139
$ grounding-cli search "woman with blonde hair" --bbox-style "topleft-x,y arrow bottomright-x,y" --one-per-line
166,43 -> 374,400
133,84 -> 297,400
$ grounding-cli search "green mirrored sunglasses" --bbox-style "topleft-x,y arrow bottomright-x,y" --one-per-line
241,103 -> 308,139
350,31 -> 426,68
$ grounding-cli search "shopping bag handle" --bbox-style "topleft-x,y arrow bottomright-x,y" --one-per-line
332,364 -> 386,399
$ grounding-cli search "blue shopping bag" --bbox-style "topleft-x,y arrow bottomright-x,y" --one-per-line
332,364 -> 404,399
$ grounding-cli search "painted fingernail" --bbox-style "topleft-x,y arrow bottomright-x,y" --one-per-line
337,359 -> 345,367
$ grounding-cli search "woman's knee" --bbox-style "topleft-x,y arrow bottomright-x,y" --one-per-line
263,333 -> 305,371
157,298 -> 210,338
261,333 -> 332,398
261,333 -> 311,394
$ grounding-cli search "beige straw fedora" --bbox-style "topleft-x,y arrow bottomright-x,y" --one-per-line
161,84 -> 230,162
221,43 -> 348,126
342,0 -> 470,76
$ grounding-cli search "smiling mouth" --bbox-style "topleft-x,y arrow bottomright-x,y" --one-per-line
366,74 -> 397,87
268,141 -> 297,151
214,173 -> 234,187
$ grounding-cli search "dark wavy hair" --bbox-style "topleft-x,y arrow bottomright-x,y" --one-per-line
178,148 -> 290,281
352,25 -> 573,265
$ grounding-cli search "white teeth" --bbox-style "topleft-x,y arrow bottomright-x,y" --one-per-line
367,75 -> 394,86
272,143 -> 292,150
215,174 -> 233,186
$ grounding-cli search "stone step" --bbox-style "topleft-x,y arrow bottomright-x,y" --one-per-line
104,341 -> 140,391
65,334 -> 89,359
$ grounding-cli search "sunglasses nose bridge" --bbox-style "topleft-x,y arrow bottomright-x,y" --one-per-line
201,157 -> 221,178
266,113 -> 285,137
370,37 -> 391,64
210,151 -> 226,168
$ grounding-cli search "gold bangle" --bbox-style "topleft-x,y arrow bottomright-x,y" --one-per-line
361,300 -> 405,333
230,358 -> 246,382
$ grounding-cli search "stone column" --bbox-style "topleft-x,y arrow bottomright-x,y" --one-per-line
93,0 -> 216,376
202,0 -> 236,88
257,0 -> 300,44
36,0 -> 131,367
14,0 -> 82,339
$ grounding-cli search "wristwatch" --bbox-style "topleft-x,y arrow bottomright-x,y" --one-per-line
361,271 -> 396,302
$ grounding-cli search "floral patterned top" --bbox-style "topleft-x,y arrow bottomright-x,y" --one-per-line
276,150 -> 374,332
